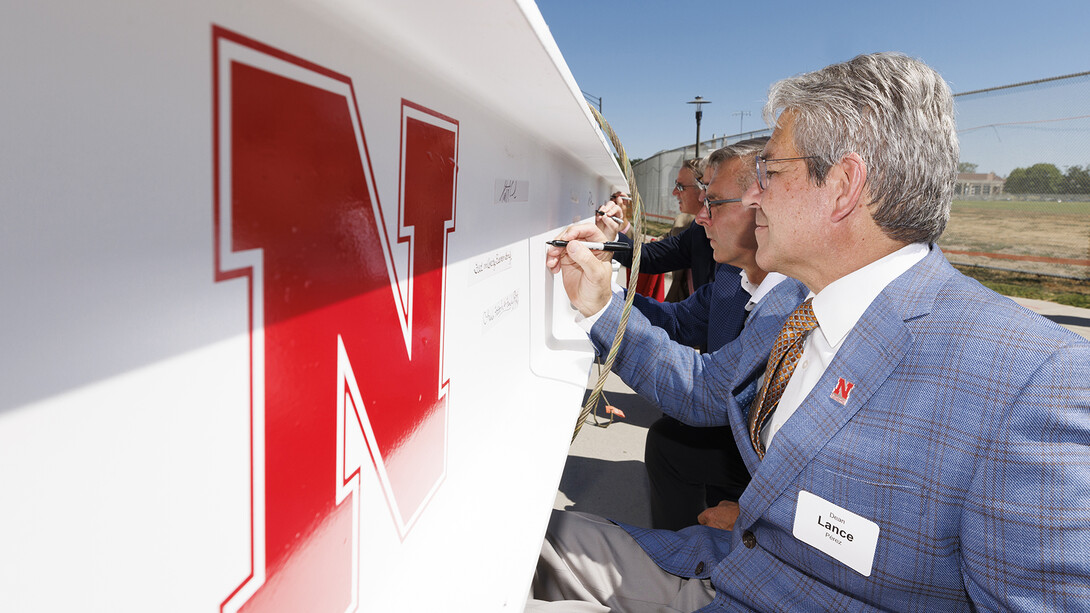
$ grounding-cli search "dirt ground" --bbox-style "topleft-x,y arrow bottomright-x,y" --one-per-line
938,200 -> 1090,279
638,199 -> 1090,289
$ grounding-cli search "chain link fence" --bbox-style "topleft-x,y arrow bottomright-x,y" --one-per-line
632,130 -> 770,221
939,71 -> 1090,281
632,72 -> 1090,281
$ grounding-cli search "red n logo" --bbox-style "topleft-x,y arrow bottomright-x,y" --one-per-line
830,377 -> 855,405
213,28 -> 457,612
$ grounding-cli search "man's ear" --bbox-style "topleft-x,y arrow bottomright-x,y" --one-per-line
829,152 -> 867,223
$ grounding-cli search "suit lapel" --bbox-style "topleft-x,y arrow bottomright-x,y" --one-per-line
738,297 -> 912,525
726,278 -> 809,474
735,248 -> 951,529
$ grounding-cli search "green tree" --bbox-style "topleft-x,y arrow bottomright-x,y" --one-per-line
1004,163 -> 1063,193
1026,163 -> 1063,193
1005,167 -> 1028,193
1062,165 -> 1090,194
958,162 -> 978,173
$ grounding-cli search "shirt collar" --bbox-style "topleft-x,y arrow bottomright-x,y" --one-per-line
743,271 -> 787,311
810,243 -> 930,348
739,269 -> 759,297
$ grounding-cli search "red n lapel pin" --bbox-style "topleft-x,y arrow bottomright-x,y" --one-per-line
830,377 -> 854,405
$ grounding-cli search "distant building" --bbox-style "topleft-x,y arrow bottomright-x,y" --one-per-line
955,172 -> 1006,197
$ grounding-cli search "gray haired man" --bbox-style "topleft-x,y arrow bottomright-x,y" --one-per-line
535,52 -> 1090,611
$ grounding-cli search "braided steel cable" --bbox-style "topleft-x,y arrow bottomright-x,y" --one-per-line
572,105 -> 645,442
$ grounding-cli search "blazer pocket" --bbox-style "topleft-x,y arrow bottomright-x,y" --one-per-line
817,469 -> 928,546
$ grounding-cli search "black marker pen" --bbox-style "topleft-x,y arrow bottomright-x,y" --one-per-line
545,240 -> 632,253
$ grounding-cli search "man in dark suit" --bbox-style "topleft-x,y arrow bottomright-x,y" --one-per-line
533,52 -> 1090,611
605,159 -> 717,297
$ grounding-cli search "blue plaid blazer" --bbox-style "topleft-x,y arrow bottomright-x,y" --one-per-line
631,263 -> 748,353
590,246 -> 1090,611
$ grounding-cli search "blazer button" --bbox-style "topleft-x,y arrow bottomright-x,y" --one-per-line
742,530 -> 757,549
695,561 -> 705,574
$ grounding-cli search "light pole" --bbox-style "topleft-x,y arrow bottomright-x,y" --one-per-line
687,96 -> 711,158
732,110 -> 751,135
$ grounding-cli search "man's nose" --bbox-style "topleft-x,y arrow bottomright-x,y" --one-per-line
742,179 -> 762,209
695,202 -> 711,226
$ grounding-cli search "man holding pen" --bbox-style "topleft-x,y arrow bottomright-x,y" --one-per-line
601,161 -> 718,301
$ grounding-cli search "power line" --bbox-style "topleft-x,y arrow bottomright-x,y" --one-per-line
958,113 -> 1090,134
955,71 -> 1090,97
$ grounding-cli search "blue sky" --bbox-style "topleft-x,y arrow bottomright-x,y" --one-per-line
536,1 -> 1090,174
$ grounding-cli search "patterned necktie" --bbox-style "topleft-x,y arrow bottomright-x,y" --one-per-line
748,298 -> 818,458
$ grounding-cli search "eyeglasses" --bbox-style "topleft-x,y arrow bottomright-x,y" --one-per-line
694,177 -> 708,191
674,180 -> 703,192
755,155 -> 817,190
702,196 -> 742,218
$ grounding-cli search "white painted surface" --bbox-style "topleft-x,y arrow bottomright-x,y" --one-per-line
0,1 -> 623,610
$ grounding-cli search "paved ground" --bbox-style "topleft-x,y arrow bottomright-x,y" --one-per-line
553,296 -> 1090,528
1008,296 -> 1090,340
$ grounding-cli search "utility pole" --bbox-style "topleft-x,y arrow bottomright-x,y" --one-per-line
732,110 -> 751,135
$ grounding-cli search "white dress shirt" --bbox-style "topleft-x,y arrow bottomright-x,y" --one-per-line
743,271 -> 786,312
759,243 -> 930,451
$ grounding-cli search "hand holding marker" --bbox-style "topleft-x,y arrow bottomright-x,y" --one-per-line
595,209 -> 624,224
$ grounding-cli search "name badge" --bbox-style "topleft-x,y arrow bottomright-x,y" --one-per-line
792,490 -> 879,577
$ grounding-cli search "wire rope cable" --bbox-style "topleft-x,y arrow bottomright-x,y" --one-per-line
572,105 -> 646,442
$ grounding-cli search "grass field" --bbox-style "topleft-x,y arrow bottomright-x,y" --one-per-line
955,265 -> 1090,309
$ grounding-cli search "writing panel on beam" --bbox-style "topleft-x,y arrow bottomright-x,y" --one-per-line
528,224 -> 598,387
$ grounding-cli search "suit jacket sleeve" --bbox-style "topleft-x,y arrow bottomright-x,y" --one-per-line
613,223 -> 716,290
613,227 -> 693,275
588,279 -> 806,427
630,282 -> 712,349
611,232 -> 635,268
960,341 -> 1090,608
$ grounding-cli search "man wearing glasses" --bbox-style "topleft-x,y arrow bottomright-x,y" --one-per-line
629,138 -> 806,532
602,158 -> 718,302
534,52 -> 1090,611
